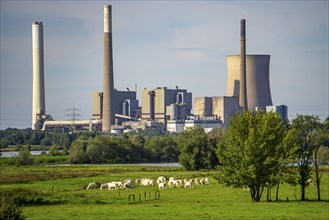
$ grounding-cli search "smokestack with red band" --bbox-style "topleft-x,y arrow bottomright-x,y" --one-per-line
240,19 -> 248,110
32,21 -> 46,130
102,5 -> 115,132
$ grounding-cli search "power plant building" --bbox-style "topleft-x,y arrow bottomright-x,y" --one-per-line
266,105 -> 288,122
141,87 -> 192,124
194,96 -> 239,128
226,54 -> 273,111
92,90 -> 139,122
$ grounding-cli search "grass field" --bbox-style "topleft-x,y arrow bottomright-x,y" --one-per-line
1,164 -> 328,220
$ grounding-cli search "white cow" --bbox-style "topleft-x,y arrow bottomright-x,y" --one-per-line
200,178 -> 209,185
194,178 -> 201,185
157,176 -> 166,184
184,180 -> 193,188
107,182 -> 118,190
86,182 -> 99,190
158,182 -> 166,190
123,179 -> 133,189
100,183 -> 109,190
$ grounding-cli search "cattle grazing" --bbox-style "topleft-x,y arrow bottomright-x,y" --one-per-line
86,182 -> 100,190
158,182 -> 166,190
200,178 -> 209,185
107,182 -> 118,190
100,183 -> 109,190
123,179 -> 133,189
184,180 -> 193,188
194,178 -> 201,185
157,176 -> 166,185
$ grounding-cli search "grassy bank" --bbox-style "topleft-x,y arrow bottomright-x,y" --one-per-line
1,165 -> 328,220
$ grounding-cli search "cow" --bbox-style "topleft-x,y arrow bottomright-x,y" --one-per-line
86,182 -> 100,190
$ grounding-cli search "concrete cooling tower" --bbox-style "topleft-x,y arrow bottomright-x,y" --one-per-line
226,55 -> 273,110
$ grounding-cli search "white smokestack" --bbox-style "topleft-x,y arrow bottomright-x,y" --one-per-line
32,21 -> 46,130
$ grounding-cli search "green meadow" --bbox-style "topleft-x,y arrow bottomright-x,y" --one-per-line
1,165 -> 328,220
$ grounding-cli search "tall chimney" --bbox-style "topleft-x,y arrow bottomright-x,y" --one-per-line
32,21 -> 46,130
240,19 -> 248,110
102,5 -> 115,132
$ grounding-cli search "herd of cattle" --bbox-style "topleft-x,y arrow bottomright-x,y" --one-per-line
86,176 -> 210,191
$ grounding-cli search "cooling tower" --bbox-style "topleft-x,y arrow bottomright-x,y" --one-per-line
226,55 -> 273,110
240,19 -> 248,110
32,21 -> 46,130
102,5 -> 115,132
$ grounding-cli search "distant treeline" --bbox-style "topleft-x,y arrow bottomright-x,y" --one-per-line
0,128 -> 89,149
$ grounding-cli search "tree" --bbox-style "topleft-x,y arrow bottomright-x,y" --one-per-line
144,135 -> 178,162
309,118 -> 329,201
217,111 -> 285,202
69,138 -> 88,163
177,126 -> 218,170
15,145 -> 34,166
290,115 -> 321,201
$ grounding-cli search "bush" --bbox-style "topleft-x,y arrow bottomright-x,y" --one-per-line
15,145 -> 35,166
0,199 -> 26,220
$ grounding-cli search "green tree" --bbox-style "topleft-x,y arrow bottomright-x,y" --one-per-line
309,118 -> 329,201
15,145 -> 34,166
177,126 -> 217,170
217,111 -> 285,202
69,138 -> 88,163
290,115 -> 321,201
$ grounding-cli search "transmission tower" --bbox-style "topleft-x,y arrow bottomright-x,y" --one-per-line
65,106 -> 81,132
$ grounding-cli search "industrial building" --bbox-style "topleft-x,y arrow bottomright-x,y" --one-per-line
141,87 -> 192,125
266,105 -> 288,122
92,90 -> 139,123
194,96 -> 240,128
167,119 -> 222,133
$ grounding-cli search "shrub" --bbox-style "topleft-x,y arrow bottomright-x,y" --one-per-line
0,199 -> 26,220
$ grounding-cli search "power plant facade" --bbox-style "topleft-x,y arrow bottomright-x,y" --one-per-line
92,90 -> 139,121
226,54 -> 273,111
141,87 -> 192,125
102,5 -> 115,133
194,96 -> 239,128
32,21 -> 48,130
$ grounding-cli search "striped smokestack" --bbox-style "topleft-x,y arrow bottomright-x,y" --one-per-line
102,5 -> 115,132
32,21 -> 46,130
240,19 -> 248,110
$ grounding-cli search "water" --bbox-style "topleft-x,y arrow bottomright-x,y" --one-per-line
0,151 -> 181,167
1,151 -> 48,158
47,163 -> 181,167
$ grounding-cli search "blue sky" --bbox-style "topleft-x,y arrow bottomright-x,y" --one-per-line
0,0 -> 328,129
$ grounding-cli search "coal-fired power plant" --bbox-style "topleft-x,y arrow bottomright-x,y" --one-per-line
239,19 -> 248,110
28,7 -> 281,133
102,5 -> 115,133
32,21 -> 46,130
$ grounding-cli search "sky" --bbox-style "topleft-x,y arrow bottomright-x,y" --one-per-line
0,0 -> 328,129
